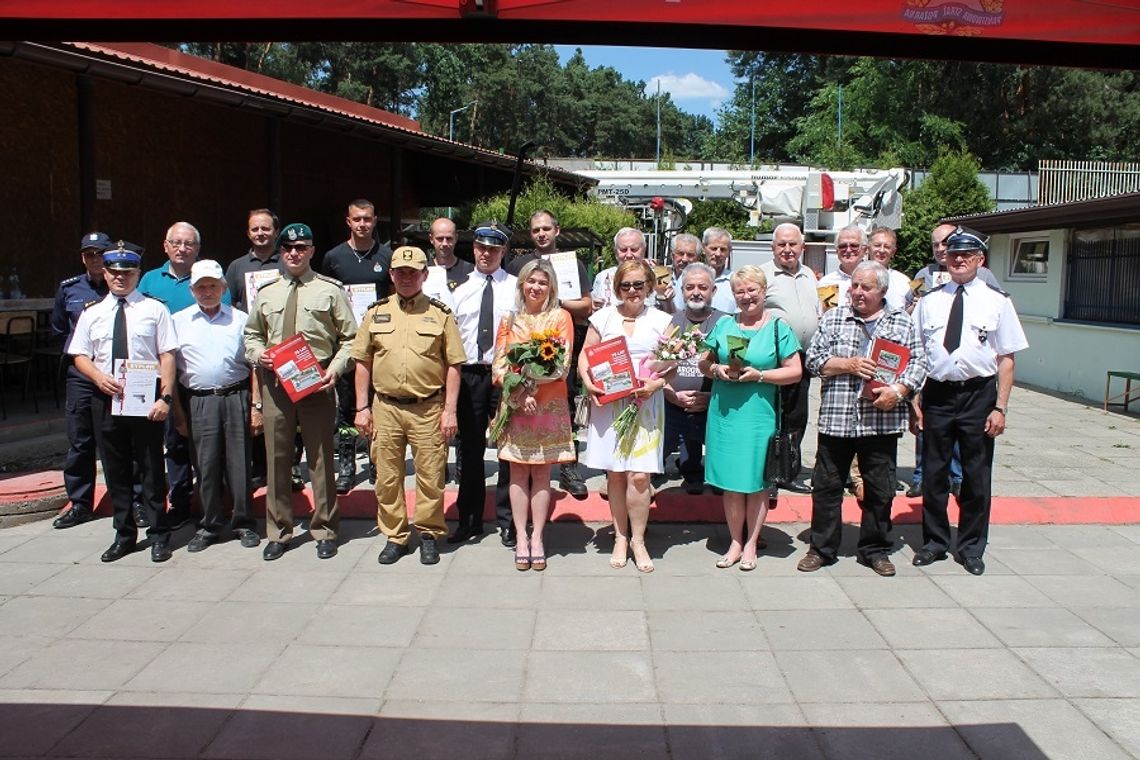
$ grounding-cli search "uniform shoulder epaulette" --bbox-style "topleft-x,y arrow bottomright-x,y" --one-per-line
427,296 -> 452,314
60,275 -> 81,287
930,282 -> 950,293
143,293 -> 163,302
985,282 -> 1010,297
370,297 -> 390,308
315,273 -> 343,287
258,276 -> 286,290
82,299 -> 100,310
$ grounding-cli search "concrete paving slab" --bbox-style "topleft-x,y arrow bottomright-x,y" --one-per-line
0,562 -> 62,595
0,639 -> 164,691
801,702 -> 976,760
988,547 -> 1104,576
1075,698 -> 1140,759
931,574 -> 1055,608
646,609 -> 766,652
0,690 -> 109,757
1070,546 -> 1140,575
661,703 -> 821,760
1015,647 -> 1140,698
744,575 -> 857,610
328,571 -> 445,607
864,608 -> 1003,650
52,697 -> 237,759
179,601 -> 317,645
124,642 -> 279,695
641,573 -> 752,611
249,644 -> 400,699
417,606 -> 537,650
201,703 -> 374,760
652,649 -> 793,705
523,650 -> 655,703
69,598 -> 215,643
386,648 -> 524,703
535,574 -> 644,610
297,603 -> 424,649
836,576 -> 957,609
1026,575 -> 1140,608
127,568 -> 253,603
897,649 -> 1058,701
1075,607 -> 1140,647
775,649 -> 926,703
24,563 -> 160,605
0,595 -> 111,638
971,607 -> 1116,648
533,609 -> 646,651
759,609 -> 888,650
939,698 -> 1133,760
517,703 -> 668,759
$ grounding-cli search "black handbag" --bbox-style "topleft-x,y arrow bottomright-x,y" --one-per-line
764,319 -> 801,488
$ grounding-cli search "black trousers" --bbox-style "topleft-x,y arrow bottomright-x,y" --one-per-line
184,387 -> 256,536
62,369 -> 103,512
810,433 -> 898,562
782,352 -> 811,469
663,403 -> 708,484
457,365 -> 509,530
921,377 -> 997,559
93,392 -> 169,543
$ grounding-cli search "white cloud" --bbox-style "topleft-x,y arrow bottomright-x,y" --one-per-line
645,72 -> 729,102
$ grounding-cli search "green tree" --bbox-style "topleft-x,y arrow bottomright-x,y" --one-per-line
684,200 -> 753,242
897,151 -> 994,276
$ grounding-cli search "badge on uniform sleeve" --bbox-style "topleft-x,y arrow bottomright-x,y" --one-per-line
374,263 -> 384,273
373,313 -> 391,323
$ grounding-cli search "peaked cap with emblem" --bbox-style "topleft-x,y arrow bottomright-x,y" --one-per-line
277,222 -> 314,247
391,245 -> 428,271
945,225 -> 989,254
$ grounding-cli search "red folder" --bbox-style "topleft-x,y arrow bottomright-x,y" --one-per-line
265,333 -> 325,403
584,335 -> 642,405
860,337 -> 910,401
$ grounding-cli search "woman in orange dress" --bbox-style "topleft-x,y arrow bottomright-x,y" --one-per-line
492,258 -> 575,571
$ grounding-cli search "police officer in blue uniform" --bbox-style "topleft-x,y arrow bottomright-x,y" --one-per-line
50,232 -> 112,529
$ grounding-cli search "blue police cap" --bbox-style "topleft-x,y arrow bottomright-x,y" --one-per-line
80,232 -> 113,252
945,226 -> 988,254
103,240 -> 143,270
473,222 -> 511,247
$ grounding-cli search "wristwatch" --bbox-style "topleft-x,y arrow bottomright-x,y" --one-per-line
253,401 -> 263,412
159,394 -> 173,405
993,405 -> 1007,415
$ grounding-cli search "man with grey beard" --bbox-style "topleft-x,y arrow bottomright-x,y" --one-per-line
662,263 -> 727,494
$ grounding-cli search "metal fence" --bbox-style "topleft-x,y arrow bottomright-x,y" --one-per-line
1039,160 -> 1140,205
1064,225 -> 1140,326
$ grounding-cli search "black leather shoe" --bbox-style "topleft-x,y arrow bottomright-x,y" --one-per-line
151,540 -> 172,563
784,480 -> 813,494
559,463 -> 589,501
378,541 -> 411,564
447,523 -> 481,544
912,548 -> 947,567
906,482 -> 923,498
958,555 -> 986,575
263,541 -> 288,561
682,480 -> 704,495
419,535 -> 440,565
100,541 -> 136,563
368,463 -> 377,484
186,530 -> 214,553
316,539 -> 338,559
290,466 -> 305,492
236,528 -> 261,548
250,475 -> 267,491
132,502 -> 150,528
53,507 -> 93,529
500,528 -> 517,548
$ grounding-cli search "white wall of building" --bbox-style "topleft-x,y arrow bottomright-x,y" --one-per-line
989,229 -> 1140,404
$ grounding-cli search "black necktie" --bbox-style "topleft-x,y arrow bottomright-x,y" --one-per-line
477,275 -> 494,357
943,285 -> 965,354
112,297 -> 129,361
282,278 -> 299,338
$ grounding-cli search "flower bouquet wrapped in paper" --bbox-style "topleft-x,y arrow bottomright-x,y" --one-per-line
488,327 -> 567,443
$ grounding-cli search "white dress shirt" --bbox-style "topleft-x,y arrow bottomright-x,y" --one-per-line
172,303 -> 251,390
915,277 -> 1029,382
68,290 -> 178,373
452,267 -> 517,364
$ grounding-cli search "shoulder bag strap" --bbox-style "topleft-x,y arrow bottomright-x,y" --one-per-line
771,316 -> 783,434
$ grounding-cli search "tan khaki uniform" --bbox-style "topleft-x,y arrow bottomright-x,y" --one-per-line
244,269 -> 357,543
351,292 -> 466,542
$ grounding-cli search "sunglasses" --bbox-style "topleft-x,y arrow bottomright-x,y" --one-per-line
618,281 -> 646,291
281,243 -> 311,252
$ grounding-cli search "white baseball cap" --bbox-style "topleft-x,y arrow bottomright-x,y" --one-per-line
190,259 -> 225,286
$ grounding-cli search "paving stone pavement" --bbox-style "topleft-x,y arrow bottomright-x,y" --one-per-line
1,517 -> 1139,759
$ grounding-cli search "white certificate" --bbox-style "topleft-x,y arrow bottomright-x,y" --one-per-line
112,359 -> 159,417
423,266 -> 455,310
345,283 -> 378,325
245,270 -> 281,305
545,251 -> 582,300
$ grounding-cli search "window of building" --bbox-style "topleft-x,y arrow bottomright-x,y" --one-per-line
1063,224 -> 1140,327
1008,237 -> 1049,280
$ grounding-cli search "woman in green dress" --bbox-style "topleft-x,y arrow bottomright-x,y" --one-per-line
698,265 -> 802,571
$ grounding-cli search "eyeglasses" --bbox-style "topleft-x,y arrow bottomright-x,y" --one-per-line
946,250 -> 980,259
281,243 -> 311,252
836,243 -> 863,251
166,240 -> 199,249
618,281 -> 646,291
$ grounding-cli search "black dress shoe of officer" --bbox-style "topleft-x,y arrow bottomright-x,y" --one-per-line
53,507 -> 93,529
419,535 -> 440,565
263,541 -> 288,561
783,480 -> 813,494
316,539 -> 338,559
500,528 -> 517,548
912,548 -> 947,567
958,555 -> 986,575
132,502 -> 150,528
151,539 -> 172,563
447,523 -> 480,544
378,541 -> 411,565
101,541 -> 136,563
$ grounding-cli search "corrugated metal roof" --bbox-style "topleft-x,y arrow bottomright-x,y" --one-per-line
943,192 -> 1140,233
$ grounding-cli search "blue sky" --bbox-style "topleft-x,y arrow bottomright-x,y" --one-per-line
553,45 -> 737,124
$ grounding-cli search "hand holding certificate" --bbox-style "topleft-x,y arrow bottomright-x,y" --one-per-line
111,359 -> 160,417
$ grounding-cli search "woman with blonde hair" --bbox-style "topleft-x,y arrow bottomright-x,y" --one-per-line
493,258 -> 575,571
579,259 -> 672,572
699,265 -> 802,571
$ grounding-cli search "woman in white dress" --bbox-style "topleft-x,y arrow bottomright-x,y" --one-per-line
579,259 -> 673,572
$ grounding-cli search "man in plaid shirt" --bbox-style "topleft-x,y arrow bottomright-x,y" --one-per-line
798,261 -> 927,576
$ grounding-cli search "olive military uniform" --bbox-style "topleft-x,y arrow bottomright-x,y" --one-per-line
244,268 -> 357,545
352,292 -> 466,544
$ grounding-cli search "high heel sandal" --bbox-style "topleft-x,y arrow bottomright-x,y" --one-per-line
630,540 -> 654,574
610,535 -> 629,569
515,538 -> 531,572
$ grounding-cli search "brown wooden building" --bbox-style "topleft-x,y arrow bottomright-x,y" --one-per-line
0,41 -> 591,297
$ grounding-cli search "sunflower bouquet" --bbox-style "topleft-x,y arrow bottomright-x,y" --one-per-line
488,327 -> 567,443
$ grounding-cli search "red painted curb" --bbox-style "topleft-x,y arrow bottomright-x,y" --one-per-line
62,482 -> 1140,525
